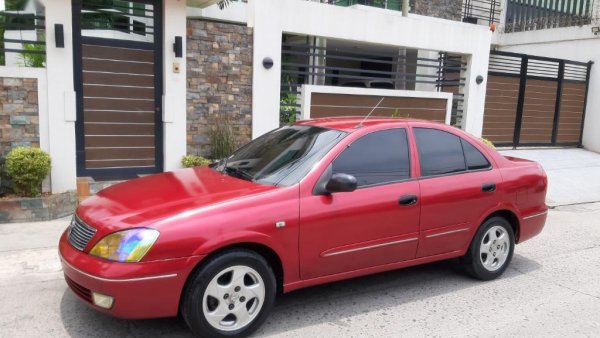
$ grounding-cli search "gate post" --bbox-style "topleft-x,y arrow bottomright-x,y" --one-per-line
513,55 -> 528,148
580,61 -> 594,147
551,61 -> 565,145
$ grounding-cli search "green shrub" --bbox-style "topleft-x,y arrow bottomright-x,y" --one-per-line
280,93 -> 297,124
19,40 -> 46,68
182,155 -> 212,168
209,115 -> 236,159
5,147 -> 51,197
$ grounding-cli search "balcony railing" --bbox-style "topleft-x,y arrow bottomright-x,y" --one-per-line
462,0 -> 502,26
505,0 -> 597,32
0,6 -> 46,67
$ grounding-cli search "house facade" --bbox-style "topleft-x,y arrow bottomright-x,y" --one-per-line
0,0 -> 596,196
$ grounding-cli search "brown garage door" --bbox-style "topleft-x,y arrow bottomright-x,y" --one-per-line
483,51 -> 591,147
557,81 -> 586,143
482,75 -> 519,144
519,78 -> 557,144
310,93 -> 448,122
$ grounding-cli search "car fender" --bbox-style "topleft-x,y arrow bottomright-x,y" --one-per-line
190,230 -> 297,283
193,230 -> 283,255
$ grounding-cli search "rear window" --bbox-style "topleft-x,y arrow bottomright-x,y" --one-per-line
461,139 -> 491,170
414,128 -> 493,177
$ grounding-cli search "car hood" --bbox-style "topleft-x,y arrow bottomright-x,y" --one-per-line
76,166 -> 277,232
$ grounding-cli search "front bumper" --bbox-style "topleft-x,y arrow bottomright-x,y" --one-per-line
59,231 -> 205,319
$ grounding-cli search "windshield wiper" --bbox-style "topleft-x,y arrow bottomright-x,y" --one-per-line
224,166 -> 254,182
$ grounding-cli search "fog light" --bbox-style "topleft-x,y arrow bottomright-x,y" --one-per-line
92,292 -> 114,309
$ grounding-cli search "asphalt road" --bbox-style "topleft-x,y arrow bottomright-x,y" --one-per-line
1,203 -> 599,338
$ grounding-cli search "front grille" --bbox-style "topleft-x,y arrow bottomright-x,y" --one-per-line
67,215 -> 97,251
65,275 -> 92,303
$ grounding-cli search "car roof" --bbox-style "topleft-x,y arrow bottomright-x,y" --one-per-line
294,116 -> 445,132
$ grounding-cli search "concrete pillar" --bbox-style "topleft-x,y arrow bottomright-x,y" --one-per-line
249,0 -> 283,138
41,0 -> 77,193
162,0 -> 188,170
461,48 -> 490,137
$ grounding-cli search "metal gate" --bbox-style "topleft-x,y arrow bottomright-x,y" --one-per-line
72,0 -> 163,179
483,50 -> 592,147
280,35 -> 467,126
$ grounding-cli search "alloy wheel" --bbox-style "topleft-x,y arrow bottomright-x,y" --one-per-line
202,265 -> 266,332
479,225 -> 510,271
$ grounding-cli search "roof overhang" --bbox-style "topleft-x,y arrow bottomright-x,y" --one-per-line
186,0 -> 220,8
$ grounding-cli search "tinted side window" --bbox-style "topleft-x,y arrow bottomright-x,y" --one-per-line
461,139 -> 491,170
414,128 -> 466,177
332,129 -> 410,187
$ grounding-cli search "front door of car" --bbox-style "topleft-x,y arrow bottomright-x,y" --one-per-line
298,128 -> 420,280
411,127 -> 502,258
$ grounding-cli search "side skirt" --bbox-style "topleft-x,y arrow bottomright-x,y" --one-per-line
283,249 -> 465,293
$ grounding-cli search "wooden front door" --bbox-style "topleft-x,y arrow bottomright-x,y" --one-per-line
73,0 -> 162,179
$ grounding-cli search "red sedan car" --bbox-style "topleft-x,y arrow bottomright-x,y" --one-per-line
60,117 -> 548,337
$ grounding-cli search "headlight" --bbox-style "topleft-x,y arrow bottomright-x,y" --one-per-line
89,228 -> 159,262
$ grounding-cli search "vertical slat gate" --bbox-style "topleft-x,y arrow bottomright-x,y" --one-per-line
482,75 -> 520,144
483,50 -> 591,148
72,0 -> 163,178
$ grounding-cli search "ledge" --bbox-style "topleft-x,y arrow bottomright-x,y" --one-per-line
0,191 -> 77,224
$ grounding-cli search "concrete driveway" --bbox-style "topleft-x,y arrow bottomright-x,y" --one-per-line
500,148 -> 600,207
1,201 -> 600,337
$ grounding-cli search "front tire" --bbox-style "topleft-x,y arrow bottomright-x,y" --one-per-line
462,217 -> 515,280
181,250 -> 276,338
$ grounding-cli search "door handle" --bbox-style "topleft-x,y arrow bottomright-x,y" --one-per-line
482,183 -> 496,193
399,194 -> 418,206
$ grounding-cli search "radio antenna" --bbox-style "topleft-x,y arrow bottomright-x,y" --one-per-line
356,97 -> 385,128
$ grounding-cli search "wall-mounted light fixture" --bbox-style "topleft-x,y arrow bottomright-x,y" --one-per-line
476,75 -> 484,84
593,26 -> 600,35
263,57 -> 274,69
173,36 -> 183,58
55,24 -> 64,48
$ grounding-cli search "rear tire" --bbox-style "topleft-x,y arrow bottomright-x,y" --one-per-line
462,217 -> 515,281
181,249 -> 276,338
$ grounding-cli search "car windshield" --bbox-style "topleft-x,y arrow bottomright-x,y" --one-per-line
213,125 -> 347,186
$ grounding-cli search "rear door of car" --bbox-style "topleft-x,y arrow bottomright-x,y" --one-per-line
410,126 -> 502,258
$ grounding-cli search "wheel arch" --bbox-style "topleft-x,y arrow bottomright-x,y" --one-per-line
482,209 -> 520,242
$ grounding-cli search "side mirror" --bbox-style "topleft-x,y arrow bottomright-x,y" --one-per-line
325,173 -> 358,193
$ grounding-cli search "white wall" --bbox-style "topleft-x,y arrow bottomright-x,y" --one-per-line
496,26 -> 600,152
248,0 -> 492,138
162,0 -> 188,171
